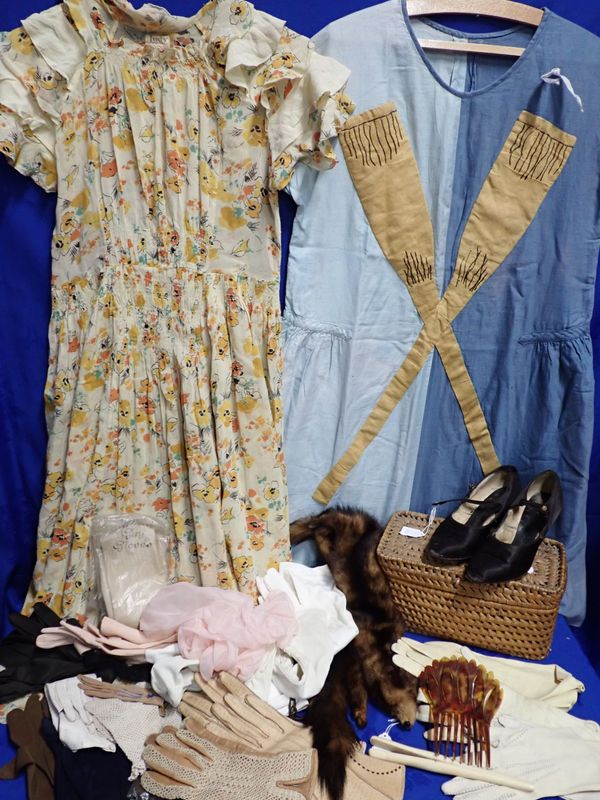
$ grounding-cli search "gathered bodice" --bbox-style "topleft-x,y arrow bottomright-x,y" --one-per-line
1,0 -> 351,282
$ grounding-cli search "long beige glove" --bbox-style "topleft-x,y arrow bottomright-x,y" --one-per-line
180,672 -> 405,800
392,638 -> 583,709
392,638 -> 600,739
141,726 -> 316,799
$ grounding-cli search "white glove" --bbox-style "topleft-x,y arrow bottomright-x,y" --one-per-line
257,563 -> 358,701
45,675 -> 115,752
441,715 -> 600,800
392,638 -> 583,710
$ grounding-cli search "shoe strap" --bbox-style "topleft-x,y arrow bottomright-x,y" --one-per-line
508,497 -> 548,514
432,496 -> 502,511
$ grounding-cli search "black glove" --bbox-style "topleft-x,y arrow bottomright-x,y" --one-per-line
0,603 -> 150,702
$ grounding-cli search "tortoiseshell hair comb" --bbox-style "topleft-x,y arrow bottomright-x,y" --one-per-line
419,657 -> 502,768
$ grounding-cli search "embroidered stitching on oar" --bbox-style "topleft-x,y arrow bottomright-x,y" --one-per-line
340,106 -> 404,166
509,120 -> 573,182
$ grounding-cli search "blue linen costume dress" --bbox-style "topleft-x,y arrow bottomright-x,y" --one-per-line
282,0 -> 600,624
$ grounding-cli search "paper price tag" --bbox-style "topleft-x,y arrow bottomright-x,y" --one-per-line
400,526 -> 426,538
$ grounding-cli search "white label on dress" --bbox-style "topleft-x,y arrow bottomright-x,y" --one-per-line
147,35 -> 170,46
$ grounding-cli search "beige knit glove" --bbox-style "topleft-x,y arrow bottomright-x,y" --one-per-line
141,726 -> 316,800
180,672 -> 405,800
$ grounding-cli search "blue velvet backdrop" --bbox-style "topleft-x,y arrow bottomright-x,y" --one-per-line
0,0 -> 599,667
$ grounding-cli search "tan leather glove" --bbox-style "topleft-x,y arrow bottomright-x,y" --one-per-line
141,725 -> 316,800
180,672 -> 405,800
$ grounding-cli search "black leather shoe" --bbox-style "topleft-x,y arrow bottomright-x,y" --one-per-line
465,470 -> 562,583
425,466 -> 519,565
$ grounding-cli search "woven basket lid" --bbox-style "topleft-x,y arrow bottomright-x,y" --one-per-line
377,511 -> 567,605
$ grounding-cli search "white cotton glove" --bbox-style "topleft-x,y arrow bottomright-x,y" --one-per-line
441,715 -> 600,800
45,675 -> 116,752
392,638 -> 583,710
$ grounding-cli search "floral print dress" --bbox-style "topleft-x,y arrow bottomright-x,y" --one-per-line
0,0 -> 351,617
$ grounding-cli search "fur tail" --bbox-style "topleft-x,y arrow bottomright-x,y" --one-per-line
305,649 -> 358,800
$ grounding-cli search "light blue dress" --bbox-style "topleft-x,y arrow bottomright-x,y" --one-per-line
282,0 -> 600,624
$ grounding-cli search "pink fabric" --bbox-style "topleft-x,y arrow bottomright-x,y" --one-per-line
140,584 -> 298,681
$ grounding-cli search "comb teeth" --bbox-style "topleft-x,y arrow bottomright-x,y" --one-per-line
419,656 -> 502,768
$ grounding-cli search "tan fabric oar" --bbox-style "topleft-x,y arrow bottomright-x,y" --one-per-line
314,105 -> 575,505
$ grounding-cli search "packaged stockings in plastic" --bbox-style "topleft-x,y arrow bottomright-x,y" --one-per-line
91,515 -> 173,628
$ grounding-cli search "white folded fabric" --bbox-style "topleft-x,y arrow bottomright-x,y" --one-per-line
146,643 -> 199,707
256,562 -> 358,705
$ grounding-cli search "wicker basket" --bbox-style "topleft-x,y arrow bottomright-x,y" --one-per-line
377,511 -> 567,660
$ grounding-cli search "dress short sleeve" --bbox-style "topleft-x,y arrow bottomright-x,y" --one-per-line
259,29 -> 354,190
0,4 -> 83,192
208,2 -> 354,193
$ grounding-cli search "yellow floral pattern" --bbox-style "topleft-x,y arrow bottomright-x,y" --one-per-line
0,0 -> 352,617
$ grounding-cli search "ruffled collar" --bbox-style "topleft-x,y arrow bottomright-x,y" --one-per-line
100,0 -> 209,33
96,0 -> 288,95
99,0 -> 261,36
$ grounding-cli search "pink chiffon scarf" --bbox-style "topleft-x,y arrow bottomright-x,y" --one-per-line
140,584 -> 298,681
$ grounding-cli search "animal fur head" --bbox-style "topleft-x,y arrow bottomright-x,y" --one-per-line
290,505 -> 396,619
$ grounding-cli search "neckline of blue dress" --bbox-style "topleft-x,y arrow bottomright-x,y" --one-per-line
398,0 -> 552,100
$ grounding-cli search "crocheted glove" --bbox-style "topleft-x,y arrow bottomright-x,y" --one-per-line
86,694 -> 181,779
141,726 -> 316,799
180,672 -> 405,800
442,715 -> 600,800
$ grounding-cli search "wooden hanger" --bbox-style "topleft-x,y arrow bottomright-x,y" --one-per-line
406,0 -> 543,58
